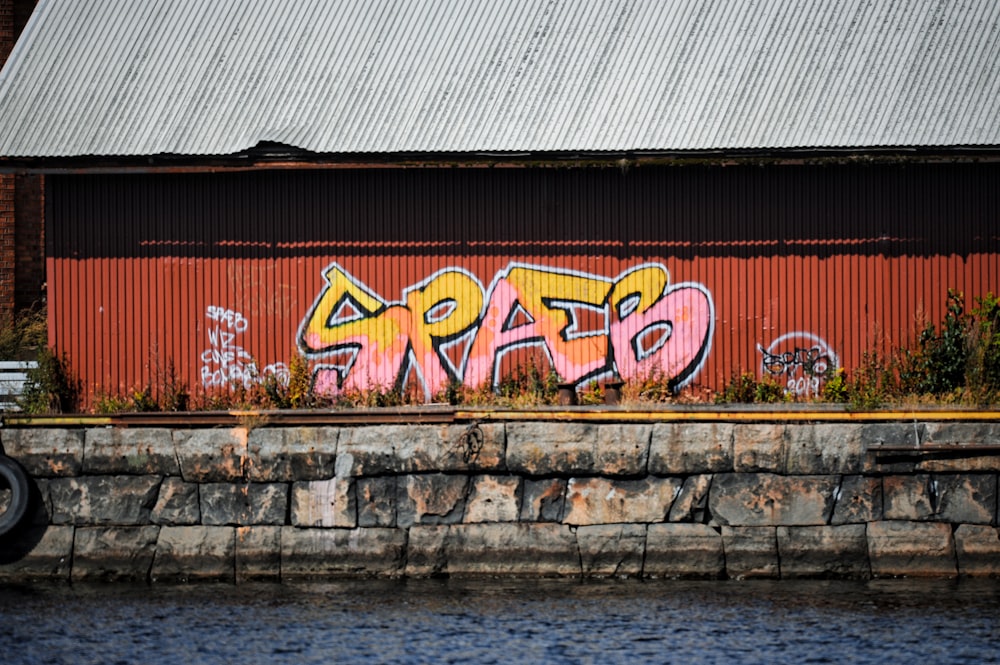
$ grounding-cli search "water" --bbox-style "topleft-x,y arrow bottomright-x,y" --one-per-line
1,579 -> 998,664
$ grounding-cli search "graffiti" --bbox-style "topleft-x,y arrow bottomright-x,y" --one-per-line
299,262 -> 714,398
205,305 -> 248,333
201,306 -> 288,389
758,332 -> 838,398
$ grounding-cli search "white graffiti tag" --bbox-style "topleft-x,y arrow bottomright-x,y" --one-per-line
200,306 -> 288,389
758,331 -> 839,398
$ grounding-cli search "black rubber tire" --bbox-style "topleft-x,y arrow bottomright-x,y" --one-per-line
0,454 -> 32,538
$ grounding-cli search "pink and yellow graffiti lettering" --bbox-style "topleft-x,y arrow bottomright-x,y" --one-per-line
300,264 -> 483,396
463,265 -> 610,388
300,264 -> 411,393
403,268 -> 484,395
298,261 -> 714,396
608,265 -> 714,387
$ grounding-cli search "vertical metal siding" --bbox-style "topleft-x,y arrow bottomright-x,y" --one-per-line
47,163 -> 1000,404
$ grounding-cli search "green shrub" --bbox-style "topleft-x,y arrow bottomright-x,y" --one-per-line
821,367 -> 849,403
17,347 -> 81,414
968,292 -> 1000,401
92,391 -> 131,414
496,358 -> 560,406
915,289 -> 969,394
714,371 -> 788,404
847,350 -> 893,409
0,306 -> 47,361
754,375 -> 788,403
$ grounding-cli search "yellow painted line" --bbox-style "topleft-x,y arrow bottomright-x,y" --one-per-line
453,409 -> 1000,423
3,408 -> 999,427
2,415 -> 114,427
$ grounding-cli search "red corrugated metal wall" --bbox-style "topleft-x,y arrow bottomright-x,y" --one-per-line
47,163 -> 999,403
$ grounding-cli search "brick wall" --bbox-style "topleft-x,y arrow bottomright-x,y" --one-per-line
14,174 -> 44,310
0,174 -> 14,315
1,0 -> 13,64
1,0 -> 14,315
0,0 -> 44,319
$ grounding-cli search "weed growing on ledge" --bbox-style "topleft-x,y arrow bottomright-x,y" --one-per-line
714,371 -> 790,405
18,347 -> 81,414
832,290 -> 1000,408
0,305 -> 47,361
496,358 -> 561,406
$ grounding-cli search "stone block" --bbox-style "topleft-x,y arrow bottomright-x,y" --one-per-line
954,524 -> 1000,576
150,477 -> 201,525
152,525 -> 236,582
396,474 -> 468,527
831,475 -> 883,525
593,425 -> 652,476
290,478 -> 355,528
406,524 -> 450,577
925,423 -> 1000,445
83,427 -> 179,475
246,427 -> 338,482
1,428 -> 83,477
201,482 -> 288,526
519,478 -> 566,522
668,474 -> 713,523
648,423 -> 734,475
882,474 -> 934,520
506,423 -> 650,476
336,424 -> 505,476
709,473 -> 837,526
777,525 -> 870,579
72,526 -> 160,582
49,475 -> 161,525
28,477 -> 51,526
862,423 -> 928,447
722,526 -> 779,579
174,428 -> 250,482
0,525 -> 74,581
280,527 -> 406,578
439,523 -> 580,577
357,477 -> 397,527
732,424 -> 786,473
464,475 -> 520,523
934,474 -> 996,524
645,523 -> 725,579
577,524 -> 646,577
867,521 -> 956,578
883,474 -> 996,524
236,525 -> 281,582
785,424 -> 864,474
562,476 -> 681,526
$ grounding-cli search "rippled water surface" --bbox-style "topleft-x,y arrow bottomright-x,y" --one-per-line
1,579 -> 998,664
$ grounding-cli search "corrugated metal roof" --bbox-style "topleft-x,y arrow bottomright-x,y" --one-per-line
0,0 -> 998,157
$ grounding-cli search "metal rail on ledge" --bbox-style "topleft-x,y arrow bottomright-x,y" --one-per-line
867,443 -> 1000,464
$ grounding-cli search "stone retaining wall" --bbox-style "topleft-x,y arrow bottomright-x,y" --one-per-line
1,420 -> 998,582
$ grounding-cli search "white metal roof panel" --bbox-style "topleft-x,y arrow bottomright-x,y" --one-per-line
0,0 -> 998,157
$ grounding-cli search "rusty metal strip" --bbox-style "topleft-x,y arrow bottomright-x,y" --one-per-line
3,407 -> 1000,428
869,444 -> 1000,464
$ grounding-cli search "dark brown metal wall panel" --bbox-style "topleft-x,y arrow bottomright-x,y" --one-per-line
47,163 -> 1000,403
